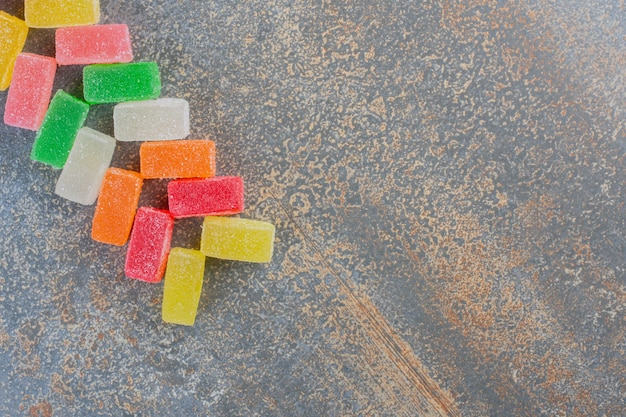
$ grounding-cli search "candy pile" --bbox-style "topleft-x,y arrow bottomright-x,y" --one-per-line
1,2 -> 275,326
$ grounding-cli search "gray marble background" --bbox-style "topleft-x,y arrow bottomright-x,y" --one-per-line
0,0 -> 624,415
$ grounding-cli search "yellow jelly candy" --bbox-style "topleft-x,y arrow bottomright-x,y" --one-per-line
162,248 -> 206,326
0,12 -> 28,90
200,217 -> 275,263
25,0 -> 100,28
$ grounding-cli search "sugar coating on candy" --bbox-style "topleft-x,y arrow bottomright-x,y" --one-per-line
140,139 -> 216,179
83,62 -> 161,104
125,207 -> 174,283
162,248 -> 206,326
56,24 -> 132,65
168,176 -> 244,219
25,0 -> 100,28
31,90 -> 89,168
0,11 -> 28,91
200,216 -> 275,263
114,98 -> 190,141
55,127 -> 116,205
4,53 -> 57,130
92,168 -> 143,246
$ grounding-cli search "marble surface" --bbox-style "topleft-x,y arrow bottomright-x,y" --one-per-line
0,0 -> 624,415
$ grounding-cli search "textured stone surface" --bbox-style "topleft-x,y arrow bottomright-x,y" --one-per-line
0,0 -> 624,416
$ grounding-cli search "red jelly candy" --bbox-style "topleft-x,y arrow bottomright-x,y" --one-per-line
125,207 -> 174,283
167,176 -> 244,219
3,53 -> 56,130
56,24 -> 133,65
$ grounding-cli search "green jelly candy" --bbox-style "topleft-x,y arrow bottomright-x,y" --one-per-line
83,62 -> 161,104
31,90 -> 89,169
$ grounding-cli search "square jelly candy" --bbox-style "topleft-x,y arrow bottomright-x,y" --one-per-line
25,0 -> 100,28
125,207 -> 174,283
162,248 -> 206,326
168,176 -> 244,218
31,90 -> 90,168
56,24 -> 132,65
4,53 -> 56,130
0,11 -> 28,91
92,168 -> 143,246
200,217 -> 275,263
83,62 -> 161,104
55,127 -> 116,205
140,140 -> 216,179
114,98 -> 189,141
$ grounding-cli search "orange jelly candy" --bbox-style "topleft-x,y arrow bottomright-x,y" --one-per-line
140,139 -> 215,179
92,168 -> 143,246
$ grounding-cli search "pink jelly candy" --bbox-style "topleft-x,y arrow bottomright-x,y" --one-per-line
167,176 -> 245,219
55,24 -> 133,65
125,207 -> 174,283
4,53 -> 57,130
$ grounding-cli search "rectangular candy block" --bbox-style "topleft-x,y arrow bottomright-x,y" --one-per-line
200,217 -> 275,263
31,90 -> 90,168
56,24 -> 132,65
0,11 -> 28,91
140,140 -> 215,179
4,53 -> 57,130
168,176 -> 244,219
125,207 -> 174,283
55,127 -> 116,205
83,62 -> 161,104
114,98 -> 190,141
162,248 -> 206,326
92,168 -> 143,246
25,0 -> 100,28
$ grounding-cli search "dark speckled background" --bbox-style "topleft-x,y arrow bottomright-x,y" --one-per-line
0,0 -> 624,416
